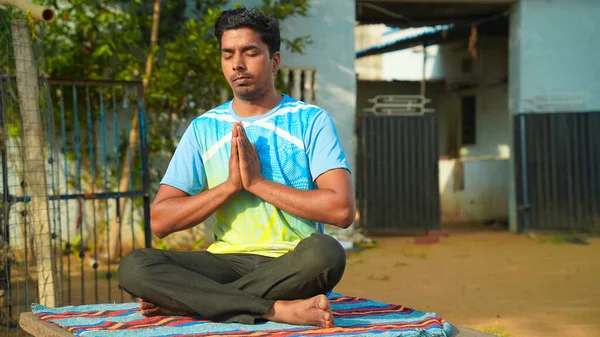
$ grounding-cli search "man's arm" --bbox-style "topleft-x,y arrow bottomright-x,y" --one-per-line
247,169 -> 355,228
151,124 -> 243,238
150,183 -> 240,238
235,124 -> 355,228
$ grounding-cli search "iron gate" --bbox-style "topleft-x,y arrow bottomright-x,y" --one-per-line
356,114 -> 441,234
514,112 -> 600,232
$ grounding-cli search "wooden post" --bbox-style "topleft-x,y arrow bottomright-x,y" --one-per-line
10,20 -> 57,307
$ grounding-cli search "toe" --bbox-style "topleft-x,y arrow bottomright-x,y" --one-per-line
322,313 -> 333,327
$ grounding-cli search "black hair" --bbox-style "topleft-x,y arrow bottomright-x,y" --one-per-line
214,7 -> 280,58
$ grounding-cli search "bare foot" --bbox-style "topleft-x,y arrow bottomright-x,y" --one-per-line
138,299 -> 193,317
262,294 -> 334,328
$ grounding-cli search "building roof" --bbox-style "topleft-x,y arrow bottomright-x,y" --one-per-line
356,24 -> 453,59
356,0 -> 513,27
356,13 -> 509,59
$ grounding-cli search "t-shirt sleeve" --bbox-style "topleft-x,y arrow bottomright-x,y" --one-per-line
304,110 -> 350,181
160,122 -> 207,195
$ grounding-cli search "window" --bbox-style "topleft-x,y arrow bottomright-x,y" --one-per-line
461,95 -> 476,146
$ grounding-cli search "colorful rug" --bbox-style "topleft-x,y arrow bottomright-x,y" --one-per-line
31,293 -> 453,336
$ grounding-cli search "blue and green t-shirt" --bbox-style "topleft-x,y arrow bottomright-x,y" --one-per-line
160,94 -> 349,257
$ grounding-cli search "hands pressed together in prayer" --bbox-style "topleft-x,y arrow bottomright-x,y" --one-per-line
227,122 -> 264,193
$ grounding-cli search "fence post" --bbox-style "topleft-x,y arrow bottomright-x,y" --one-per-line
11,20 -> 57,307
137,98 -> 152,249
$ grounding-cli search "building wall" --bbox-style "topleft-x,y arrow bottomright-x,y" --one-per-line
439,159 -> 509,223
510,0 -> 600,114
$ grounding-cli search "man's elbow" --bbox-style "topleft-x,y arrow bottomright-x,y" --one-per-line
150,220 -> 168,239
150,209 -> 169,239
333,205 -> 356,229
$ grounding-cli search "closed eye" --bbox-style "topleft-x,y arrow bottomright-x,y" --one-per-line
242,45 -> 260,56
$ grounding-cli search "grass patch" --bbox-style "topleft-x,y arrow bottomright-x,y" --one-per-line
471,324 -> 512,337
528,232 -> 589,245
393,261 -> 409,267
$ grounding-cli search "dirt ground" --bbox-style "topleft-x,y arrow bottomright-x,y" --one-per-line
335,228 -> 600,337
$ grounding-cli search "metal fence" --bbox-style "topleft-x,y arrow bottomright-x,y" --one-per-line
356,115 -> 441,234
48,79 -> 152,303
1,76 -> 151,333
514,112 -> 600,232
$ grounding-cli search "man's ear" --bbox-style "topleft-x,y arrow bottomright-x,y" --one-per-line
272,51 -> 281,73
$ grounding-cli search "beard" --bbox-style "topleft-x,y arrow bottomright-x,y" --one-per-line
233,82 -> 268,102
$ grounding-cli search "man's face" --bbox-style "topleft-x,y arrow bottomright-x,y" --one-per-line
221,28 -> 280,102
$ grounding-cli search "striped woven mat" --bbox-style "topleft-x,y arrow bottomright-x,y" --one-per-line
31,293 -> 452,336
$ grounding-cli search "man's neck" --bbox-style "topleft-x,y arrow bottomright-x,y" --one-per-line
232,91 -> 283,118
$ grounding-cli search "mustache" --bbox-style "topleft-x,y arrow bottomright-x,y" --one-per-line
231,73 -> 252,81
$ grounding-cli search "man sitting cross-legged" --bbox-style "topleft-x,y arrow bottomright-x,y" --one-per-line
117,6 -> 355,328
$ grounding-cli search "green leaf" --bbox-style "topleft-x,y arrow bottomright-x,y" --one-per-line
91,44 -> 113,59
